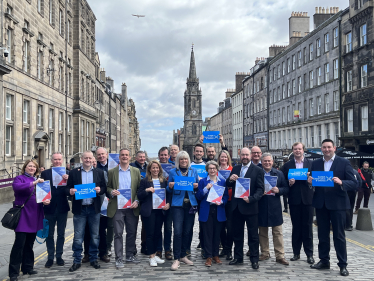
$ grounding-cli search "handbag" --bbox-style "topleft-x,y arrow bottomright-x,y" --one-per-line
36,219 -> 49,244
1,187 -> 35,230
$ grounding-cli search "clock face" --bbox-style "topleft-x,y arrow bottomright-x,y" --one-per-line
192,110 -> 197,115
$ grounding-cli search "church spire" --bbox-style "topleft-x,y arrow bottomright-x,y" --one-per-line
188,44 -> 197,80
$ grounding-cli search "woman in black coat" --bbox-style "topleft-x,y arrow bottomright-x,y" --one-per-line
137,160 -> 170,267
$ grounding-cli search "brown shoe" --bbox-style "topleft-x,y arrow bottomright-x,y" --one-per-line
82,254 -> 89,263
156,251 -> 162,259
100,254 -> 110,263
246,249 -> 250,256
165,251 -> 173,260
259,254 -> 270,261
212,256 -> 222,264
276,258 -> 289,265
205,257 -> 212,267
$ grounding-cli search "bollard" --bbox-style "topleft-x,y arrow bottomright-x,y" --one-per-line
355,208 -> 373,231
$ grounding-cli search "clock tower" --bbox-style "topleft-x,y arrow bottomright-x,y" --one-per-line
183,46 -> 202,159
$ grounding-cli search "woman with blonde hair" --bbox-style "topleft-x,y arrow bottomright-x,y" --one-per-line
137,160 -> 170,267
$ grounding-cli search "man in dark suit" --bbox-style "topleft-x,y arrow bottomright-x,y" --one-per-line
282,142 -> 314,264
308,139 -> 357,277
41,152 -> 70,268
226,147 -> 264,269
65,151 -> 107,273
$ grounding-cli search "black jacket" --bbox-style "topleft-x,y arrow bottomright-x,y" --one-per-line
41,168 -> 70,214
137,178 -> 170,217
65,167 -> 107,215
282,158 -> 314,205
226,163 -> 265,215
130,161 -> 147,176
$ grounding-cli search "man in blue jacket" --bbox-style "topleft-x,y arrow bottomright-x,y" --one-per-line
308,139 -> 356,277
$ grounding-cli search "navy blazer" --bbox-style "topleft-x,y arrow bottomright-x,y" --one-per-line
65,167 -> 107,215
137,177 -> 170,217
41,168 -> 70,214
226,163 -> 265,215
282,158 -> 314,205
258,168 -> 288,227
196,176 -> 229,222
311,155 -> 357,210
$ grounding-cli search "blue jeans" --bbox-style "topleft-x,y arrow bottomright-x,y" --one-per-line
157,210 -> 173,252
72,205 -> 100,264
45,209 -> 68,260
172,207 -> 195,260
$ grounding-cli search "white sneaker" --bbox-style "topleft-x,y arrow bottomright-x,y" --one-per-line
154,255 -> 165,264
149,257 -> 157,267
171,260 -> 180,271
115,259 -> 124,269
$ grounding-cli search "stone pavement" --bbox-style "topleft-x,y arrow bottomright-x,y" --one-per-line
1,209 -> 374,281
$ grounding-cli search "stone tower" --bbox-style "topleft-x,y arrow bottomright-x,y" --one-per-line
183,46 -> 202,159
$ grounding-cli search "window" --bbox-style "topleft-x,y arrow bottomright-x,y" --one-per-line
303,47 -> 307,64
37,0 -> 42,14
316,39 -> 321,56
298,128 -> 302,142
298,77 -> 302,93
335,122 -> 339,145
298,51 -> 302,67
333,59 -> 338,79
305,127 -> 309,147
273,110 -> 277,125
59,9 -> 63,35
346,32 -> 352,53
49,109 -> 54,128
324,33 -> 329,52
67,135 -> 70,155
292,55 -> 296,70
37,105 -> 43,126
358,0 -> 362,8
58,134 -> 62,152
282,108 -> 285,123
23,100 -> 29,123
273,67 -> 276,81
325,94 -> 330,113
23,40 -> 29,72
325,63 -> 329,82
81,120 -> 85,152
58,112 -> 63,130
360,24 -> 367,46
361,105 -> 368,131
333,91 -> 339,111
49,132 -> 53,155
6,94 -> 12,120
37,51 -> 43,79
361,64 -> 368,87
287,106 -> 290,122
304,73 -> 307,91
347,70 -> 352,91
68,115 -> 71,132
49,0 -> 53,25
86,122 -> 90,150
287,58 -> 291,73
333,27 -> 339,48
309,43 -> 313,61
23,128 -> 28,156
317,96 -> 322,115
287,82 -> 291,97
278,87 -> 281,101
49,59 -> 54,86
67,20 -> 71,43
309,71 -> 314,88
317,67 -> 321,85
59,66 -> 63,91
282,84 -> 285,99
6,126 -> 12,155
282,62 -> 285,76
6,28 -> 12,63
292,79 -> 296,95
347,108 -> 353,132
326,124 -> 330,139
318,125 -> 322,144
309,99 -> 314,116
310,127 -> 315,147
278,109 -> 280,124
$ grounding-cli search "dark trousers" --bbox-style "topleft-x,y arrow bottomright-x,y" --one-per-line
172,207 -> 195,260
106,217 -> 114,251
45,209 -> 68,260
220,201 -> 233,253
201,205 -> 223,258
142,210 -> 164,255
84,215 -> 110,257
289,203 -> 313,257
316,204 -> 347,268
141,220 -> 146,249
283,195 -> 288,210
157,210 -> 173,252
355,187 -> 371,209
9,232 -> 37,278
232,207 -> 259,263
346,191 -> 356,228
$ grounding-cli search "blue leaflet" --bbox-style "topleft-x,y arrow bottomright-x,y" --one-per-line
312,171 -> 334,187
174,176 -> 194,191
191,165 -> 208,178
288,168 -> 308,180
75,183 -> 96,200
203,131 -> 220,143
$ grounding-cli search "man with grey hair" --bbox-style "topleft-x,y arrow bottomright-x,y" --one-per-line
258,153 -> 289,265
169,145 -> 180,166
251,146 -> 262,168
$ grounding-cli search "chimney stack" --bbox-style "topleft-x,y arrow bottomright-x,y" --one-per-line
289,11 -> 309,46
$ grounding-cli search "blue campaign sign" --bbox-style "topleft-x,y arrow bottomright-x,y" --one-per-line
161,164 -> 173,174
174,176 -> 194,191
288,168 -> 308,180
108,154 -> 120,170
264,175 -> 277,195
75,183 -> 97,200
207,184 -> 225,203
218,170 -> 231,180
312,171 -> 334,187
191,165 -> 208,178
203,131 -> 220,143
141,172 -> 146,179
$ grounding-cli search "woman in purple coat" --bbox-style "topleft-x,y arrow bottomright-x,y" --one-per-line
9,160 -> 50,281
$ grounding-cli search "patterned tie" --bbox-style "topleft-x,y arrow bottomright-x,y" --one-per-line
240,166 -> 246,177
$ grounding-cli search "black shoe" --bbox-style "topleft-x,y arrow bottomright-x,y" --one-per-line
290,254 -> 300,261
252,262 -> 259,269
10,277 -> 18,281
56,257 -> 65,266
307,256 -> 315,264
283,209 -> 288,213
196,242 -> 201,249
229,259 -> 243,265
226,252 -> 233,260
219,249 -> 226,257
310,261 -> 330,269
23,270 -> 37,275
90,261 -> 100,269
201,249 -> 206,259
345,227 -> 353,231
45,259 -> 53,268
340,267 -> 349,276
69,263 -> 81,272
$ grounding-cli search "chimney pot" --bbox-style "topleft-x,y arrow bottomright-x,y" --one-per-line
315,7 -> 318,13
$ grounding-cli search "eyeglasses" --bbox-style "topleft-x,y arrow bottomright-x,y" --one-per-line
208,167 -> 217,170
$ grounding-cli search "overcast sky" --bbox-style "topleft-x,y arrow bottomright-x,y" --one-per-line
89,0 -> 346,155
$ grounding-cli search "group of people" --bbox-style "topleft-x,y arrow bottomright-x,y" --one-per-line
8,136 -> 360,280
